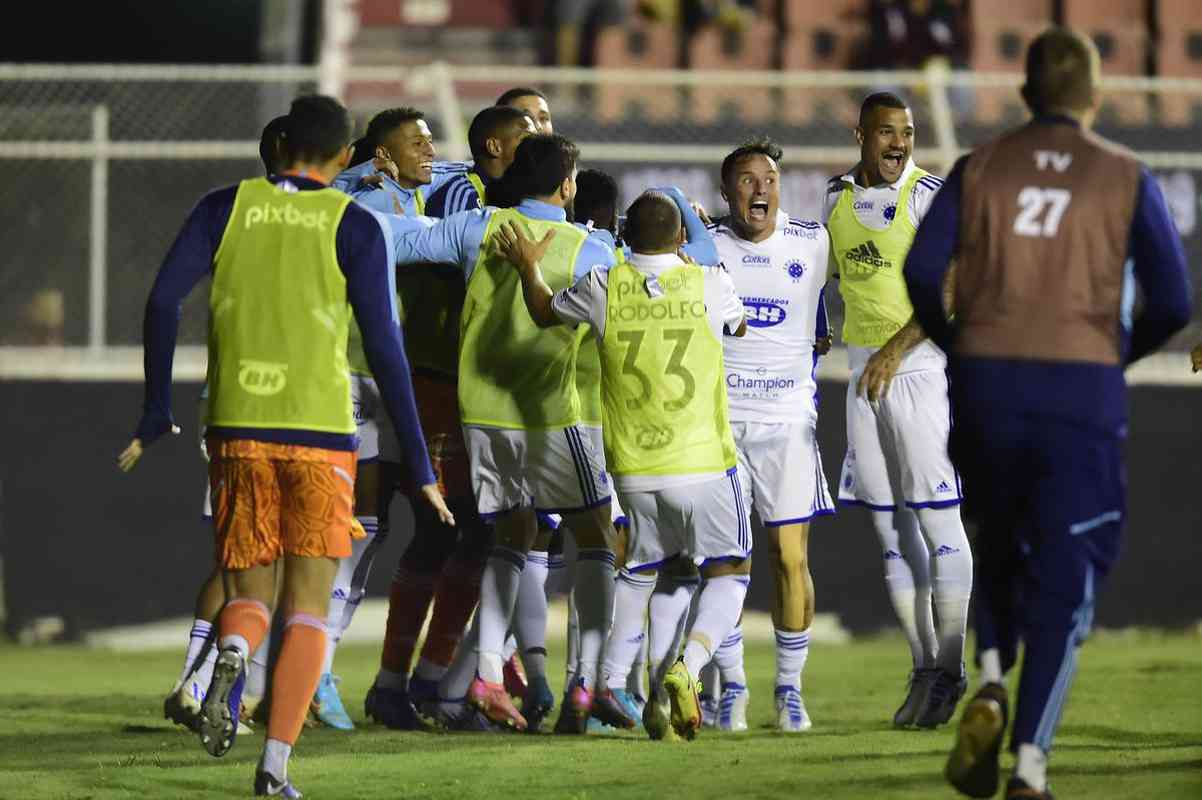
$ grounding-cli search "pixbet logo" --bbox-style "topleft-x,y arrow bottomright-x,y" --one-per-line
244,202 -> 332,231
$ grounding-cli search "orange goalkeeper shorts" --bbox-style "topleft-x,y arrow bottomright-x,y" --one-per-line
207,437 -> 358,570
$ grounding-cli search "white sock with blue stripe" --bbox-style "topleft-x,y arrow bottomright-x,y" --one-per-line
574,548 -> 617,690
323,515 -> 379,675
603,570 -> 655,690
477,546 -> 527,684
179,619 -> 213,686
714,623 -> 746,687
774,628 -> 810,691
683,575 -> 750,680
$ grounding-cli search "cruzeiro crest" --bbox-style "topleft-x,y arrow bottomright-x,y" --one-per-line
785,259 -> 806,283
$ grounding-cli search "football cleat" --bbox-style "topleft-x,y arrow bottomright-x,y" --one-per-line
255,768 -> 303,798
163,679 -> 203,731
610,688 -> 645,731
699,692 -> 718,728
364,684 -> 422,730
521,674 -> 556,733
591,688 -> 637,730
467,676 -> 527,730
1005,777 -> 1054,800
311,673 -> 354,730
916,666 -> 969,729
641,690 -> 680,742
663,658 -> 702,740
893,667 -> 938,728
945,682 -> 1009,799
775,685 -> 812,732
503,654 -> 528,701
198,647 -> 245,757
718,683 -> 750,732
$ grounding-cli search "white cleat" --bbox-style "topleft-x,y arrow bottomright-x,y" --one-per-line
717,683 -> 749,732
775,686 -> 812,733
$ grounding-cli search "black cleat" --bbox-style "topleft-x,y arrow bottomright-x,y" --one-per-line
1005,776 -> 1053,800
255,768 -> 302,798
893,668 -> 937,728
945,682 -> 1009,798
917,666 -> 969,728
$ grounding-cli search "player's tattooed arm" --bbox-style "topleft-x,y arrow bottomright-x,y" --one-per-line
857,315 -> 927,402
495,220 -> 560,328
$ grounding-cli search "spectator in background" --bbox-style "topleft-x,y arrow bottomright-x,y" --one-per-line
866,1 -> 972,113
683,0 -> 760,33
554,0 -> 632,67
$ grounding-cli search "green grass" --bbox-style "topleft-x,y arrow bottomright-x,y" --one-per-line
1,632 -> 1199,799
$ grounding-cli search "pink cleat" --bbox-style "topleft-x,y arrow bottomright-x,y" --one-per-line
468,677 -> 528,731
503,655 -> 528,701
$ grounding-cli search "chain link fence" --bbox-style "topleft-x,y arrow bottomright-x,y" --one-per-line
1,63 -> 1200,377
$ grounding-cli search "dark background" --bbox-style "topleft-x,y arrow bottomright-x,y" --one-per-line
3,378 -> 1198,638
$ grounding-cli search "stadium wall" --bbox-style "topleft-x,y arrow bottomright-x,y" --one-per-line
3,378 -> 1199,639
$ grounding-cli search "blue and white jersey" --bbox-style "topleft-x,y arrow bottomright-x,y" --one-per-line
714,212 -> 830,423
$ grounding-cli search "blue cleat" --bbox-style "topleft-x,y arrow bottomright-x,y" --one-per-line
521,674 -> 556,732
364,684 -> 421,730
199,647 -> 245,757
311,673 -> 354,730
255,768 -> 303,798
610,688 -> 645,731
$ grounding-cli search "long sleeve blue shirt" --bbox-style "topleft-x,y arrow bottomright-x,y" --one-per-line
333,159 -> 471,216
135,174 -> 436,487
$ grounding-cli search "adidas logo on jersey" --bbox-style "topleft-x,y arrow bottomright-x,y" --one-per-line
844,240 -> 891,272
936,480 -> 952,493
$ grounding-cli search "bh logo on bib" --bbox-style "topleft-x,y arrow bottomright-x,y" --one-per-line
239,360 -> 289,396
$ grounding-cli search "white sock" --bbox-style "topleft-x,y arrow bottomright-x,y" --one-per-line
261,738 -> 292,781
502,633 -> 519,662
323,515 -> 380,675
1015,743 -> 1048,791
179,619 -> 213,685
915,507 -> 973,675
514,551 -> 550,680
574,548 -> 617,690
627,617 -> 650,699
218,634 -> 250,662
979,648 -> 1003,686
245,634 -> 271,699
873,510 -> 937,668
548,551 -> 567,591
648,574 -> 698,685
714,623 -> 746,687
682,575 -> 749,680
699,660 -> 720,699
476,547 -> 526,684
441,613 -> 480,700
191,644 -> 219,701
564,589 -> 580,691
603,570 -> 655,690
774,627 -> 810,691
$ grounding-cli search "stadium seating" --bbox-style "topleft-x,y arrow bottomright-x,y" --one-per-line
779,0 -> 868,127
1155,0 -> 1202,125
688,20 -> 778,123
967,0 -> 1053,124
1063,0 -> 1150,122
595,20 -> 682,123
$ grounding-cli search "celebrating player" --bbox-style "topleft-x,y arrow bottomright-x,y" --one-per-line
388,134 -> 619,732
710,137 -> 835,732
825,92 -> 975,729
499,190 -> 750,742
905,28 -> 1192,799
118,95 -> 453,796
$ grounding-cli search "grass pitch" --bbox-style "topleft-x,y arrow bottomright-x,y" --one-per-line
1,632 -> 1198,799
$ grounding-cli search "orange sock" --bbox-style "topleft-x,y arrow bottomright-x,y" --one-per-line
379,566 -> 437,674
422,555 -> 485,667
267,613 -> 327,745
217,598 -> 271,656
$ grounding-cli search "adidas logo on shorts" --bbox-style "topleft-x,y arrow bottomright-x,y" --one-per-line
936,480 -> 952,493
933,544 -> 961,557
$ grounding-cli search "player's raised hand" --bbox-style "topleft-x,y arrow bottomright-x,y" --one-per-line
858,344 -> 902,402
421,483 -> 457,526
1191,343 -> 1202,373
691,200 -> 712,225
495,221 -> 555,272
372,150 -> 400,182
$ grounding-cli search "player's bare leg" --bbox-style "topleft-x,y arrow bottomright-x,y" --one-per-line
164,566 -> 226,729
767,523 -> 814,732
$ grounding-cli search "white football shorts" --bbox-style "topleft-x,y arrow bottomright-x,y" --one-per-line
732,420 -> 835,526
351,374 -> 381,463
622,469 -> 752,571
464,424 -> 611,518
838,366 -> 963,510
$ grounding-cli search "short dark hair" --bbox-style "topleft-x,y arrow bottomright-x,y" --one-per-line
468,105 -> 531,160
720,136 -> 783,187
496,86 -> 547,107
1022,27 -> 1100,115
623,191 -> 681,254
286,95 -> 352,163
351,106 -> 425,165
259,115 -> 290,175
493,134 -> 579,205
858,92 -> 909,129
573,169 -> 619,233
